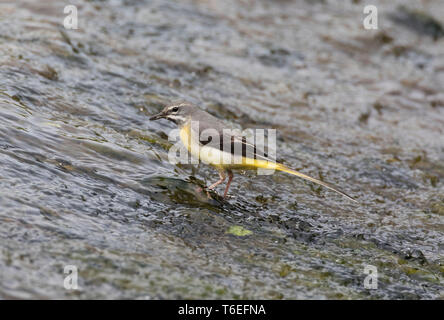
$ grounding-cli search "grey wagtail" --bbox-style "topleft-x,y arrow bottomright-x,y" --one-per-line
150,102 -> 357,202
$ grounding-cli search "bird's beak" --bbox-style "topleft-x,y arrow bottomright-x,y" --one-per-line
149,112 -> 165,121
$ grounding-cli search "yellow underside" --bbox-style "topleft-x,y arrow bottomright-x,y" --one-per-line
179,123 -> 278,171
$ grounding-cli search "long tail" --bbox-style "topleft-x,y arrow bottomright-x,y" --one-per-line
274,163 -> 358,203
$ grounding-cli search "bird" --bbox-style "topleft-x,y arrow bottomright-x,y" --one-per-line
149,102 -> 357,202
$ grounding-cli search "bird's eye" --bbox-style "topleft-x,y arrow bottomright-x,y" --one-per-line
171,106 -> 179,112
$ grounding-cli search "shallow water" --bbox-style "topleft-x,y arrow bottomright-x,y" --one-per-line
0,0 -> 443,299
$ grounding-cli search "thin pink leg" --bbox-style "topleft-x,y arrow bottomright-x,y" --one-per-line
223,170 -> 233,198
208,170 -> 226,190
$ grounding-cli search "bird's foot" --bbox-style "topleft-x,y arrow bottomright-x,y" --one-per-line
195,186 -> 212,197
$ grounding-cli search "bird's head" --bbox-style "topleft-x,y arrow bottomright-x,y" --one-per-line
149,102 -> 195,125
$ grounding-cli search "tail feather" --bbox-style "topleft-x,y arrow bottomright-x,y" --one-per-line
275,164 -> 358,203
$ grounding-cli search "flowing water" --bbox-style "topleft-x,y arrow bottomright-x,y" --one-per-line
0,0 -> 443,299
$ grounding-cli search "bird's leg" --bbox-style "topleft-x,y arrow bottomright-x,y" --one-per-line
208,170 -> 226,190
223,170 -> 233,198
